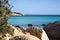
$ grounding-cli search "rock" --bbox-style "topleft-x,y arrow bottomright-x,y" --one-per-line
0,24 -> 49,40
41,29 -> 49,40
15,25 -> 25,31
28,24 -> 33,27
44,21 -> 60,40
42,24 -> 46,26
26,27 -> 42,40
9,34 -> 40,40
15,25 -> 20,27
9,36 -> 29,40
26,27 -> 49,40
8,24 -> 40,40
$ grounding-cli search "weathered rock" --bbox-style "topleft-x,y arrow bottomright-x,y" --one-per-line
0,24 -> 49,40
26,27 -> 49,40
9,36 -> 28,40
26,27 -> 42,40
44,21 -> 60,40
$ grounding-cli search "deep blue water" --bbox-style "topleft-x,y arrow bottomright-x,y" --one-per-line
8,15 -> 60,28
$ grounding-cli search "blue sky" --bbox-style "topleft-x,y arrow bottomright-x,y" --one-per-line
9,0 -> 60,15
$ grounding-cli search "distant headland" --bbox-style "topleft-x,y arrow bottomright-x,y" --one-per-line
11,12 -> 24,16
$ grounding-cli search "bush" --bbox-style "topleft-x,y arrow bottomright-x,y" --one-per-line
0,0 -> 13,36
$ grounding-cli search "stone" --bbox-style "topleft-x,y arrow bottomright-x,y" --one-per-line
44,21 -> 60,40
9,36 -> 28,40
42,24 -> 46,26
26,27 -> 49,40
28,24 -> 33,27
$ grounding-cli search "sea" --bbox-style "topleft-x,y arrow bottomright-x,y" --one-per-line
8,15 -> 60,28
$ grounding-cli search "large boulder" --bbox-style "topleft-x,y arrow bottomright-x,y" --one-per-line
26,27 -> 49,40
44,21 -> 60,40
26,27 -> 42,40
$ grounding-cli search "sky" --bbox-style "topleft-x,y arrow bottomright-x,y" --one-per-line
9,0 -> 60,15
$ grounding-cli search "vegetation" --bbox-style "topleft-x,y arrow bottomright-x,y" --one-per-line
0,0 -> 14,36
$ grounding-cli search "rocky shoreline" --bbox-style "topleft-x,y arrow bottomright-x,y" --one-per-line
0,21 -> 60,40
0,24 -> 49,40
44,21 -> 60,40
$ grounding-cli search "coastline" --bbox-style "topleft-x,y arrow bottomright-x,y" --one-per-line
0,21 -> 60,40
8,15 -> 60,29
0,23 -> 49,40
11,12 -> 24,16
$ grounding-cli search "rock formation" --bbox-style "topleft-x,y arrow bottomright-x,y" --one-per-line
26,27 -> 42,40
0,24 -> 49,40
26,27 -> 49,40
44,21 -> 60,40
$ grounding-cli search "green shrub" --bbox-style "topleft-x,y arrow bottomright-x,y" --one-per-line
0,0 -> 14,36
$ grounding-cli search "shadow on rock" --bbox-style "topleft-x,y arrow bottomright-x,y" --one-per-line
44,21 -> 60,40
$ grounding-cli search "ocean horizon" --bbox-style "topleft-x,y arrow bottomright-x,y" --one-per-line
8,15 -> 60,28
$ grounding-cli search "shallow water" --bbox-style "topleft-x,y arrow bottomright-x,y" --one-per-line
8,15 -> 60,28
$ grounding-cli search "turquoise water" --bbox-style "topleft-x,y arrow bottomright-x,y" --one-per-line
8,15 -> 60,28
